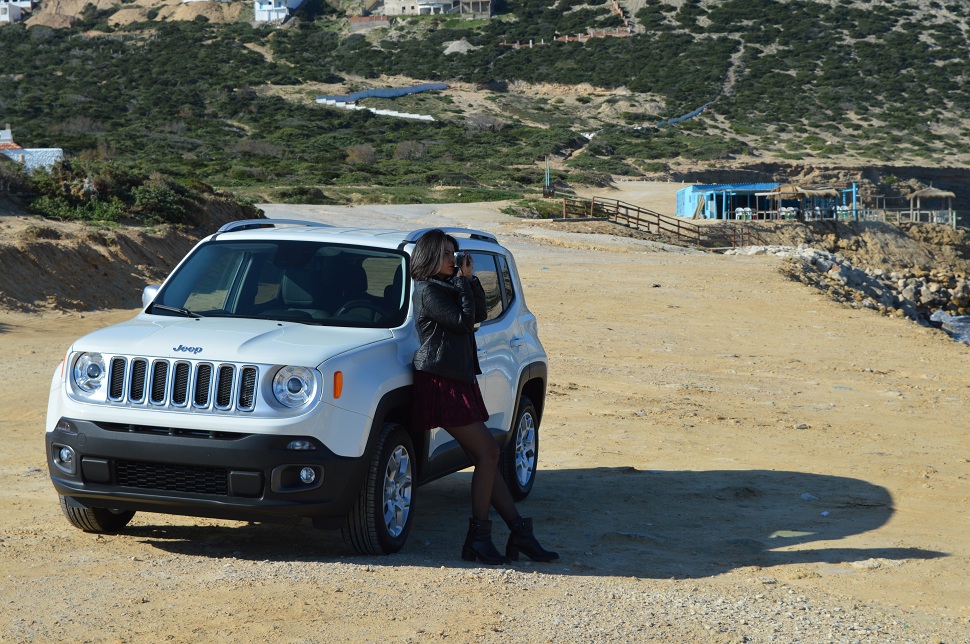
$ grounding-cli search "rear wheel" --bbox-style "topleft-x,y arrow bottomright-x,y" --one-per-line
59,495 -> 135,533
500,395 -> 538,500
342,423 -> 416,555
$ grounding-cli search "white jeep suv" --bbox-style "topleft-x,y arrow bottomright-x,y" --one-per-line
45,220 -> 548,555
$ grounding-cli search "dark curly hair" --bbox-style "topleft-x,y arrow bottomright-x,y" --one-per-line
410,229 -> 458,281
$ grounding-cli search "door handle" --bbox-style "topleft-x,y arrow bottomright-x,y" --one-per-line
510,336 -> 525,349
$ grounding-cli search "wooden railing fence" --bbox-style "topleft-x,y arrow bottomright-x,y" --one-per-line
561,197 -> 760,248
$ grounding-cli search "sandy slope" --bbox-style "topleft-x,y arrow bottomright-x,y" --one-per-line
1,187 -> 969,641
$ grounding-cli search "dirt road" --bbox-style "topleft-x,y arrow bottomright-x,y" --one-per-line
2,196 -> 968,642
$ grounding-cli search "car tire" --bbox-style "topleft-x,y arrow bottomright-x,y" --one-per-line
342,423 -> 416,555
59,495 -> 135,533
500,395 -> 538,500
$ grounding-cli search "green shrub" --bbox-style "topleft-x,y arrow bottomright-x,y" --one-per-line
0,157 -> 31,193
132,183 -> 189,224
271,186 -> 338,204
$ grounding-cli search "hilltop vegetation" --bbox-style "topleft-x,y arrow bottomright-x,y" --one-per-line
1,0 -> 969,207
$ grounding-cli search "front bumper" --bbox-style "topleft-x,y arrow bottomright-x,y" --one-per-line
46,417 -> 367,527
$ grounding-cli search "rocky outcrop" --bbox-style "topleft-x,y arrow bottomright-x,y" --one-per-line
725,244 -> 970,341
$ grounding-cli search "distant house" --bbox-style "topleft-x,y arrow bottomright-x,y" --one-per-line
0,1 -> 24,23
1,0 -> 33,22
253,0 -> 302,22
383,0 -> 491,16
0,126 -> 64,172
676,182 -> 846,221
676,183 -> 779,220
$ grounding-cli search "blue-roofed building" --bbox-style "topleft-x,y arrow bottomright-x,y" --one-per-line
677,183 -> 850,220
676,183 -> 780,220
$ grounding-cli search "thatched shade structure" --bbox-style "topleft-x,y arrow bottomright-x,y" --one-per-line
760,184 -> 839,199
909,187 -> 955,221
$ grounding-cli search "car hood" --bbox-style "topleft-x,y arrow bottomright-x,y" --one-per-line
69,315 -> 395,367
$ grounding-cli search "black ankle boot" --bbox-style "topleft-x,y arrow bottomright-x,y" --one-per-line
462,518 -> 510,565
506,517 -> 559,562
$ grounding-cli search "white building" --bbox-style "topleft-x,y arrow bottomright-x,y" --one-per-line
383,0 -> 491,16
0,126 -> 64,172
0,1 -> 24,23
253,0 -> 302,22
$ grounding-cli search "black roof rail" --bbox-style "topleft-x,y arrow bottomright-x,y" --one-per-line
402,227 -> 498,245
216,219 -> 332,233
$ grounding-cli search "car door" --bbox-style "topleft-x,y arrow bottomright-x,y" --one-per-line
423,251 -> 519,473
470,251 -> 520,438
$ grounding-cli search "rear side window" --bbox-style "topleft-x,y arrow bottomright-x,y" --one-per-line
470,252 -> 515,322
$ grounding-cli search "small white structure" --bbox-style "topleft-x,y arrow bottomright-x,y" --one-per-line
254,0 -> 302,22
384,0 -> 491,15
0,126 -> 64,172
316,99 -> 436,122
0,1 -> 24,23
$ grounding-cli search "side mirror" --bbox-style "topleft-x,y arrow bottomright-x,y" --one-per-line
142,285 -> 160,310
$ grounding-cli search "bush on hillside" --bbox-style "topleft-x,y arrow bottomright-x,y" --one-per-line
0,156 -> 31,194
26,161 -> 201,225
271,186 -> 338,204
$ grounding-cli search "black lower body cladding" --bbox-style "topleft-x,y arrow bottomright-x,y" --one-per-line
46,417 -> 367,525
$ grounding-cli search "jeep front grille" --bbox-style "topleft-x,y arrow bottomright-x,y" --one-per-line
115,459 -> 229,495
104,356 -> 258,413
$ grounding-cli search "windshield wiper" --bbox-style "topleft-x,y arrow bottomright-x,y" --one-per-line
151,303 -> 202,318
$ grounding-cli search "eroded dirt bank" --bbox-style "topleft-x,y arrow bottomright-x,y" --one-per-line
0,196 -> 256,312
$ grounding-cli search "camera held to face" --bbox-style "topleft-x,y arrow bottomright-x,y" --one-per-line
453,251 -> 466,269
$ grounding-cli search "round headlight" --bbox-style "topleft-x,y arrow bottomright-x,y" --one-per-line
273,366 -> 317,408
73,353 -> 106,393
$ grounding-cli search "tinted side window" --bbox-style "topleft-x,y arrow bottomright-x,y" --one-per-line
498,255 -> 515,309
470,252 -> 504,322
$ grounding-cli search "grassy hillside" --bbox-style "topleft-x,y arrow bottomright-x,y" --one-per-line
1,0 -> 969,205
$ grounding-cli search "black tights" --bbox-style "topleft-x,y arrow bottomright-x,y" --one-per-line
445,421 -> 520,524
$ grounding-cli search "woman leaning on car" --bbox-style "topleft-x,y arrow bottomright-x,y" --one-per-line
410,229 -> 558,565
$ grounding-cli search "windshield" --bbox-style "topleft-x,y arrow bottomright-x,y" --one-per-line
151,239 -> 408,328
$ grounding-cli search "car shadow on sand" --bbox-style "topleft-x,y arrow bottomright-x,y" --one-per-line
128,466 -> 944,578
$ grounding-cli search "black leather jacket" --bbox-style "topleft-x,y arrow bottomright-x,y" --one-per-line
412,274 -> 488,382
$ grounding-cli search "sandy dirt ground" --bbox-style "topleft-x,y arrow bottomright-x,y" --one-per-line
2,184 -> 969,642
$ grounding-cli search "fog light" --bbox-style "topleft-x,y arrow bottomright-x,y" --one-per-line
286,440 -> 315,451
52,444 -> 76,475
299,467 -> 316,484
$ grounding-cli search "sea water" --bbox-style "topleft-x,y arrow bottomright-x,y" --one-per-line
930,310 -> 970,345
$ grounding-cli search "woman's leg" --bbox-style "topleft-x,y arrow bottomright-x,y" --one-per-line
447,421 -> 558,563
445,421 -> 518,522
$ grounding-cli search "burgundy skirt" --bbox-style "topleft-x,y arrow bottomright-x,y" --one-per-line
412,370 -> 490,431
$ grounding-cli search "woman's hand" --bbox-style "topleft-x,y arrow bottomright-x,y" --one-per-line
459,253 -> 474,279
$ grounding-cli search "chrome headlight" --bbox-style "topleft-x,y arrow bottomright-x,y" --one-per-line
273,366 -> 317,408
73,353 -> 106,394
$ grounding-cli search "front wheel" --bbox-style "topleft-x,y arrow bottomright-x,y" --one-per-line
342,423 -> 416,555
500,395 -> 539,500
59,495 -> 135,533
